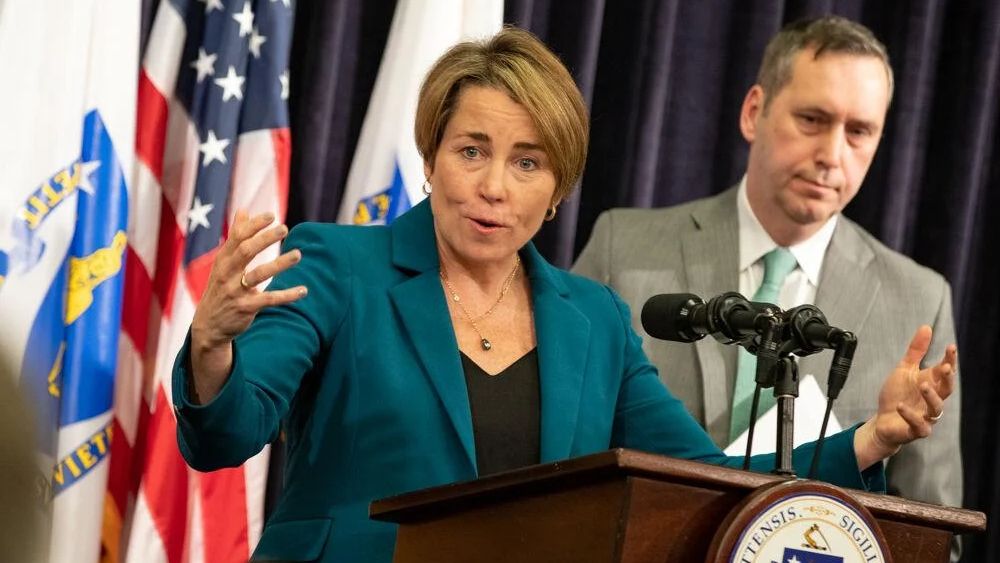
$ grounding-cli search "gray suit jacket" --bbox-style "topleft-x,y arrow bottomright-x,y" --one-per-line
573,187 -> 962,513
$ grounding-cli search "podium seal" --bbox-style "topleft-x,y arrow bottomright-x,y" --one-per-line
709,480 -> 890,563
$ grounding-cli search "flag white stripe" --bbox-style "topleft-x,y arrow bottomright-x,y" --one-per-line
123,494 -> 169,563
142,1 -> 188,98
129,161 -> 164,275
161,100 -> 203,226
113,335 -> 144,446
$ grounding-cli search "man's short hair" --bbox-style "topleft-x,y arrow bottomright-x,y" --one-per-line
757,16 -> 894,108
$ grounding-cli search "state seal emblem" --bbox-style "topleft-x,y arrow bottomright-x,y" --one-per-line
708,480 -> 890,563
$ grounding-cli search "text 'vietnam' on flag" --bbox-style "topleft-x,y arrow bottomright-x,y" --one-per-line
103,0 -> 293,562
337,0 -> 503,226
0,0 -> 139,562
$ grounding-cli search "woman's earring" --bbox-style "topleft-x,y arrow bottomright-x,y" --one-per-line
422,180 -> 432,195
544,205 -> 557,221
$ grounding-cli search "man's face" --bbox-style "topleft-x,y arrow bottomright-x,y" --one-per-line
741,48 -> 891,231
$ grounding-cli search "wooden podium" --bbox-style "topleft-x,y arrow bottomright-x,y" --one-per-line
370,449 -> 985,563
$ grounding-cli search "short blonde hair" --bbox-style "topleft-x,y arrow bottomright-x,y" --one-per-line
415,26 -> 589,203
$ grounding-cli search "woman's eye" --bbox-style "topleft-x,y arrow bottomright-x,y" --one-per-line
517,157 -> 537,171
462,147 -> 480,159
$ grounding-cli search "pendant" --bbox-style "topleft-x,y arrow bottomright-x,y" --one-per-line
481,338 -> 492,351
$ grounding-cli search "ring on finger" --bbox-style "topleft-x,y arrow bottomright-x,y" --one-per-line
924,410 -> 943,422
240,272 -> 253,290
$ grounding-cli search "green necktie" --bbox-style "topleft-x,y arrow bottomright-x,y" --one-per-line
728,247 -> 798,442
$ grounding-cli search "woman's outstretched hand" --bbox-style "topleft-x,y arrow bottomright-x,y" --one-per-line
188,211 -> 307,403
854,325 -> 957,470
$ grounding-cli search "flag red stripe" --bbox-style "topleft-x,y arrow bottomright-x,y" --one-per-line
136,70 -> 168,182
199,470 -> 250,563
141,388 -> 191,563
153,198 -> 185,316
271,128 -> 291,220
120,247 -> 153,353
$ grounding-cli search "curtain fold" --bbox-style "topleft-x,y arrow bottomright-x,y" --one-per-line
287,0 -> 398,226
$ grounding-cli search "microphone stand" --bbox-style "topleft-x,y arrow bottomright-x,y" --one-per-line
772,355 -> 800,476
740,351 -> 801,477
742,314 -> 781,471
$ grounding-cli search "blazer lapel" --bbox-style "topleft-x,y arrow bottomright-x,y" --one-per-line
525,244 -> 590,463
388,201 -> 476,472
804,219 -> 879,380
680,189 -> 741,443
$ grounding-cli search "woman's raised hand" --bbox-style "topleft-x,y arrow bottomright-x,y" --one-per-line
188,210 -> 307,402
854,325 -> 957,469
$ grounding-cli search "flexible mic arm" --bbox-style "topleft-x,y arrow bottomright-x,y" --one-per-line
780,304 -> 857,399
752,313 -> 783,389
826,331 -> 857,401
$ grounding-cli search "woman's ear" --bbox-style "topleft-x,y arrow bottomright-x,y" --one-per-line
423,160 -> 433,180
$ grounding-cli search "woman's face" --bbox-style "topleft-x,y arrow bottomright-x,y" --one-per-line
426,85 -> 557,270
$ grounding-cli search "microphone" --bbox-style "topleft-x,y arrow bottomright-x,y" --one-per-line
641,292 -> 780,345
783,304 -> 857,400
783,304 -> 853,354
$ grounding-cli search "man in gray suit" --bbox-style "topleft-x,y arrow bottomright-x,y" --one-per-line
574,15 -> 962,555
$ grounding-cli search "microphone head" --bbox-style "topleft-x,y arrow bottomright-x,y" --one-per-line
641,293 -> 706,343
785,304 -> 829,355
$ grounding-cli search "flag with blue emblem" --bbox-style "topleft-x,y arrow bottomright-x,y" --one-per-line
336,0 -> 502,225
781,547 -> 844,563
0,0 -> 138,561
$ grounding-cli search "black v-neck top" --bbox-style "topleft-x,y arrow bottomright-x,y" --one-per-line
460,348 -> 541,476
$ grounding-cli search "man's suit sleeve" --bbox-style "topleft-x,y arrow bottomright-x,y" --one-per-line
885,280 -> 963,504
572,210 -> 613,282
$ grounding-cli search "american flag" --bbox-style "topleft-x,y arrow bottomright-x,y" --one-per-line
104,0 -> 292,561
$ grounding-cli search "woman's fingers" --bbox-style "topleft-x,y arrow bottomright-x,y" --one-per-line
250,285 -> 308,309
899,325 -> 932,367
231,222 -> 289,275
230,211 -> 275,242
242,250 -> 302,288
935,345 -> 958,394
224,212 -> 279,272
895,403 -> 932,439
920,383 -> 945,421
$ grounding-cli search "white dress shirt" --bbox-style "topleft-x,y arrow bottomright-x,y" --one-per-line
736,176 -> 838,309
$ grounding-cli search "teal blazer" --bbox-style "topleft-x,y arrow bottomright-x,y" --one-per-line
173,200 -> 883,562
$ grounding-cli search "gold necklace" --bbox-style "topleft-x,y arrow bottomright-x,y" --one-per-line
439,255 -> 521,351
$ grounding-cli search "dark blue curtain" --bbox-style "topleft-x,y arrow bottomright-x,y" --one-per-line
141,0 -> 999,559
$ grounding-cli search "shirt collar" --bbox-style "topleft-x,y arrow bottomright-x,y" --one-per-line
736,176 -> 837,286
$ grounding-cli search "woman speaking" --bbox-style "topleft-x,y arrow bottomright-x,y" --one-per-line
175,27 -> 956,562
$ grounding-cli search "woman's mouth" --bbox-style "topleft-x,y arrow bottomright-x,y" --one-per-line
467,216 -> 506,234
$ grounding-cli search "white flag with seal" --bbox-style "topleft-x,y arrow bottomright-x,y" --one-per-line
0,1 -> 138,561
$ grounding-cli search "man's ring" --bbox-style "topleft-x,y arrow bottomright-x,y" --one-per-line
926,410 -> 943,422
240,272 -> 252,290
